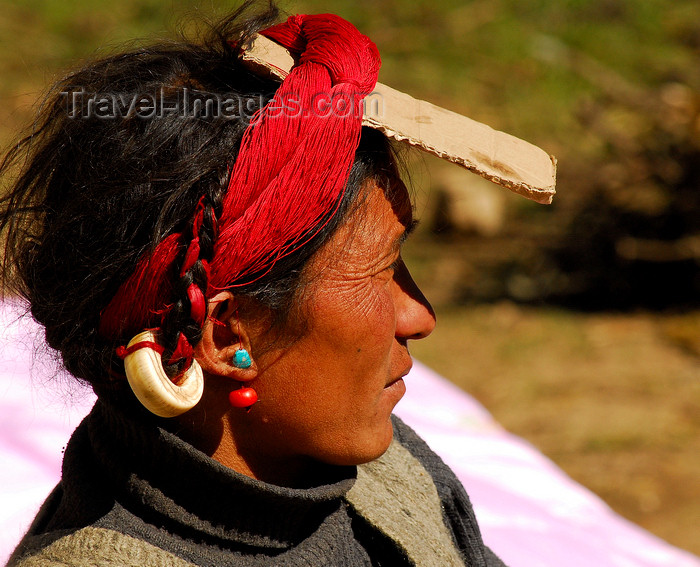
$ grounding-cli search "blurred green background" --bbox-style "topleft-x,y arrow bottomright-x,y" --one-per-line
1,0 -> 698,555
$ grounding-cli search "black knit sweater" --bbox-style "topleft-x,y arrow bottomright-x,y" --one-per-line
9,401 -> 506,566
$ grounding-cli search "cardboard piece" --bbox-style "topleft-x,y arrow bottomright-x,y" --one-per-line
241,34 -> 556,204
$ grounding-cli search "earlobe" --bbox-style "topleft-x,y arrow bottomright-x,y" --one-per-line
194,291 -> 257,381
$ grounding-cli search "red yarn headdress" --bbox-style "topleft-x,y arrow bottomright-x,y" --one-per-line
99,14 -> 381,363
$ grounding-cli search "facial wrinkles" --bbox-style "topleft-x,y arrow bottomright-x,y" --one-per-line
359,193 -> 407,263
326,213 -> 403,319
314,257 -> 388,327
295,208 -> 385,351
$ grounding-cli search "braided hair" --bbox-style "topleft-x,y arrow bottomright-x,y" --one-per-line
0,2 -> 398,408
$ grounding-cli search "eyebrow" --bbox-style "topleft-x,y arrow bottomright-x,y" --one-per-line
403,219 -> 419,242
393,219 -> 419,251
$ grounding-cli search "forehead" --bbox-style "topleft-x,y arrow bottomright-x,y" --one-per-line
308,179 -> 412,275
343,179 -> 412,250
358,173 -> 412,223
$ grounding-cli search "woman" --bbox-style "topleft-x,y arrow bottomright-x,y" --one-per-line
1,3 -> 505,566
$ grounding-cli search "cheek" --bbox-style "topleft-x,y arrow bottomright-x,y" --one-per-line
326,278 -> 396,353
249,280 -> 400,464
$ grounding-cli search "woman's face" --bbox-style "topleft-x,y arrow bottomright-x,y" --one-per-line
192,178 -> 436,482
237,179 -> 435,472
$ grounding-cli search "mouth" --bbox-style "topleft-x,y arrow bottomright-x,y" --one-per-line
385,361 -> 412,389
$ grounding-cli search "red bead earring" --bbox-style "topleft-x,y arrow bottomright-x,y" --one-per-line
229,385 -> 258,409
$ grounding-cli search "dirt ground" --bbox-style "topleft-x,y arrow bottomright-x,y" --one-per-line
409,301 -> 700,556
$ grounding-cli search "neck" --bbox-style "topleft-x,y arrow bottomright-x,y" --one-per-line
85,400 -> 357,552
170,381 -> 319,488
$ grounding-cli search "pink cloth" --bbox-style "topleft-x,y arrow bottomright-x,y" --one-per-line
1,301 -> 698,566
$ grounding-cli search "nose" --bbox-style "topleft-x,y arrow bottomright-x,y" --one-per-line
393,259 -> 436,341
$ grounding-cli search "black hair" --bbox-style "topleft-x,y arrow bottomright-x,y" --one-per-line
0,1 -> 398,401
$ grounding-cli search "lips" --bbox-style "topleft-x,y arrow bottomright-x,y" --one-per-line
385,361 -> 412,389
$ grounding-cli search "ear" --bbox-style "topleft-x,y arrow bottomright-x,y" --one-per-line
194,291 -> 257,382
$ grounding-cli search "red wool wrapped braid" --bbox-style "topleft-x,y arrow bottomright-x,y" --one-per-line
99,15 -> 381,373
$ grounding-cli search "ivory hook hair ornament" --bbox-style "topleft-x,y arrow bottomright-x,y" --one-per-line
121,330 -> 204,418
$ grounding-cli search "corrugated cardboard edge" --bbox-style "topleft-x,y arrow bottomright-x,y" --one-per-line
240,34 -> 556,204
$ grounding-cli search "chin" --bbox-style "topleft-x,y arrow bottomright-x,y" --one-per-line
330,421 -> 396,467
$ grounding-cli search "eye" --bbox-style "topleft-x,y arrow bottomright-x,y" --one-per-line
373,255 -> 400,280
386,256 -> 401,273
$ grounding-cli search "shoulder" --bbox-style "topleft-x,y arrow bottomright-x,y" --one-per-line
389,415 -> 508,567
390,414 -> 467,501
9,526 -> 195,567
348,425 -> 467,567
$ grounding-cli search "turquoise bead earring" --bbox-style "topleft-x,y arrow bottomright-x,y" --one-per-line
233,348 -> 252,369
